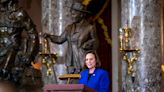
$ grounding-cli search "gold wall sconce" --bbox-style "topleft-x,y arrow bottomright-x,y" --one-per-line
39,33 -> 57,76
119,25 -> 140,75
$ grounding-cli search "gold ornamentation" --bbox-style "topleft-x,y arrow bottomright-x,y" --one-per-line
59,74 -> 80,84
162,62 -> 164,72
119,25 -> 140,75
82,0 -> 92,6
39,33 -> 57,76
93,0 -> 109,21
82,0 -> 111,45
98,18 -> 112,45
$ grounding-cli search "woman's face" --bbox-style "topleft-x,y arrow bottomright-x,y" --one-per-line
85,53 -> 96,69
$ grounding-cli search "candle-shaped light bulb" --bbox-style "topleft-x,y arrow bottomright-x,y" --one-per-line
39,32 -> 42,44
124,25 -> 131,48
38,32 -> 43,53
44,39 -> 48,54
120,35 -> 123,50
119,28 -> 124,50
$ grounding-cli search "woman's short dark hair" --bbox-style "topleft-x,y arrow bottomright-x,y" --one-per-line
83,50 -> 101,68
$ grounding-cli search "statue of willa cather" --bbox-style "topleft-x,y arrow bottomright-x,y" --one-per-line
0,0 -> 43,90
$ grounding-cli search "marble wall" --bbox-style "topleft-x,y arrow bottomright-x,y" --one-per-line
161,0 -> 164,91
121,0 -> 161,92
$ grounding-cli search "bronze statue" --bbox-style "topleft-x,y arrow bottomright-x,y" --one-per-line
44,2 -> 99,74
0,0 -> 41,87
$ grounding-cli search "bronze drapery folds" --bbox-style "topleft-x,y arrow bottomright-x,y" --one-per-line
0,0 -> 42,88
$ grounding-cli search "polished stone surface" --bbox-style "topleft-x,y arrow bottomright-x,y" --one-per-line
121,0 -> 161,91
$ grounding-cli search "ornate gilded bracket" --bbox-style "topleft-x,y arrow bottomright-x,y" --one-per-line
119,25 -> 140,75
39,33 -> 57,76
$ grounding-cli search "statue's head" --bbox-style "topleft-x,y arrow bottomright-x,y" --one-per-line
69,1 -> 92,23
70,0 -> 107,22
70,2 -> 85,22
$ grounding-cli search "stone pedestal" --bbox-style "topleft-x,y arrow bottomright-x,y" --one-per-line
121,0 -> 161,91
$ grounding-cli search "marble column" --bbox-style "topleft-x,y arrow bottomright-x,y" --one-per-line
41,0 -> 80,84
121,0 -> 161,92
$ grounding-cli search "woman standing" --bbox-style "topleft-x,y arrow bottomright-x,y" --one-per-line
79,51 -> 110,92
